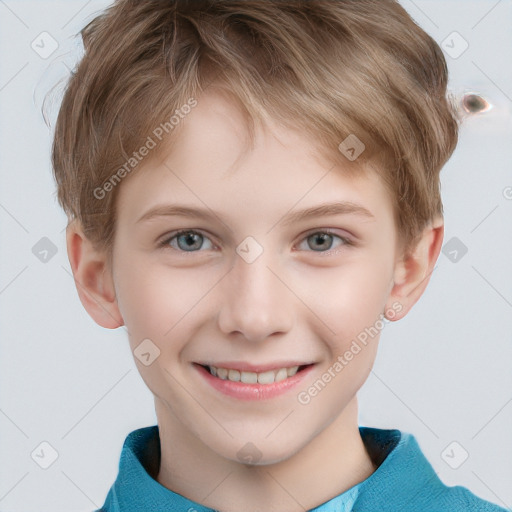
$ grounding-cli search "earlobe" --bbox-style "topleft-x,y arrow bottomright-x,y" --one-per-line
66,220 -> 124,329
385,220 -> 444,322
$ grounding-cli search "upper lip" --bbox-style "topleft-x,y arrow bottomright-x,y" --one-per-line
195,361 -> 315,373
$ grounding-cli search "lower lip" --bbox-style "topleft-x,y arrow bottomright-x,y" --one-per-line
194,363 -> 315,400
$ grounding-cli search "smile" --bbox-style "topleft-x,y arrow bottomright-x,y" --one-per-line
207,364 -> 304,384
194,362 -> 315,400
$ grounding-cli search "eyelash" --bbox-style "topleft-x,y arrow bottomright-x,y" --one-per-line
157,228 -> 354,255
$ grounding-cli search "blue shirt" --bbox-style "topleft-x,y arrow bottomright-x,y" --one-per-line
96,424 -> 508,511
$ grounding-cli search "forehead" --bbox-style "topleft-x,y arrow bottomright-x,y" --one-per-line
166,87 -> 333,179
115,87 -> 395,229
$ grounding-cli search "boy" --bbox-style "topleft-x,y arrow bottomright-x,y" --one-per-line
51,0 -> 508,510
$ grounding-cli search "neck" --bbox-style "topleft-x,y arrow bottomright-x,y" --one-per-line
155,397 -> 376,512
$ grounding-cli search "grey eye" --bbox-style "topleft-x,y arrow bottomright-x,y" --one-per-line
461,93 -> 491,114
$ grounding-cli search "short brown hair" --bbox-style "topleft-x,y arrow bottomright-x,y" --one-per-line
51,0 -> 460,260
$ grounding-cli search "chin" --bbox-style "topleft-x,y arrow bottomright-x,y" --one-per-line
221,436 -> 306,467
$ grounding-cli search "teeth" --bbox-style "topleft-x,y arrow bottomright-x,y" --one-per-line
241,371 -> 258,384
207,364 -> 302,384
228,369 -> 241,382
275,368 -> 288,382
287,366 -> 299,377
216,367 -> 228,379
257,371 -> 275,384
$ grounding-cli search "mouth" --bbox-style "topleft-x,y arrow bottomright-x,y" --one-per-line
193,361 -> 316,400
198,363 -> 313,385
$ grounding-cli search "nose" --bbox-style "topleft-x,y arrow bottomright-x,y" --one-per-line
216,248 -> 294,343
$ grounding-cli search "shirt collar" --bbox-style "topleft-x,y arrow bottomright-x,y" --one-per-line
98,424 -> 440,511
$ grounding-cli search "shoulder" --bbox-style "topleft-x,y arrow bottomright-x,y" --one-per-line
354,427 -> 508,512
430,485 -> 510,512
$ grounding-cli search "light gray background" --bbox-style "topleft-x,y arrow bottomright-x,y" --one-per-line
0,0 -> 511,510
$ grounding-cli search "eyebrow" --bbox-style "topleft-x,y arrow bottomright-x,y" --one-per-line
136,201 -> 375,225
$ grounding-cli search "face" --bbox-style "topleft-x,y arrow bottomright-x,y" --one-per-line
110,88 -> 402,464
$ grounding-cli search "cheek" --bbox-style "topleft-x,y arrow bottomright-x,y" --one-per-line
296,262 -> 389,414
113,253 -> 212,395
114,253 -> 218,348
313,254 -> 394,345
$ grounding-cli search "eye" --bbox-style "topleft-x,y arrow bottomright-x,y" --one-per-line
158,228 -> 352,254
297,230 -> 352,254
159,230 -> 215,252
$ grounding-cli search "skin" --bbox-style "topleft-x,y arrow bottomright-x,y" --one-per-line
67,87 -> 443,512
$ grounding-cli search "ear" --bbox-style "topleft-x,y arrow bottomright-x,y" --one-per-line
385,218 -> 444,321
65,220 -> 124,329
